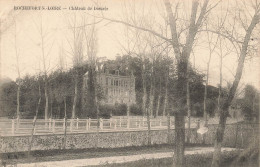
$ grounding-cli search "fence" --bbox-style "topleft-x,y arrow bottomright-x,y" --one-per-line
0,117 -> 199,136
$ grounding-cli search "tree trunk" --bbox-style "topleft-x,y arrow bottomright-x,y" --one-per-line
92,67 -> 100,125
187,78 -> 191,143
156,95 -> 161,118
211,110 -> 228,167
63,97 -> 67,150
16,82 -> 20,119
44,78 -> 49,120
217,42 -> 223,117
203,54 -> 211,125
72,74 -> 78,119
146,108 -> 151,145
142,62 -> 147,116
156,77 -> 162,118
174,60 -> 188,166
28,83 -> 41,157
163,69 -> 169,117
167,111 -> 171,144
149,75 -> 155,117
58,105 -> 61,119
14,19 -> 21,119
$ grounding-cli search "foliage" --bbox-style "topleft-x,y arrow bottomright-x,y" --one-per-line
0,81 -> 17,118
241,85 -> 259,121
130,104 -> 142,115
96,151 -> 244,167
0,55 -> 220,119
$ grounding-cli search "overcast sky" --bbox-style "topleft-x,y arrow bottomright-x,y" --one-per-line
0,0 -> 259,91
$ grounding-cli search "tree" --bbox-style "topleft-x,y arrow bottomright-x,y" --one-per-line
241,85 -> 259,121
12,16 -> 21,119
66,13 -> 85,119
211,1 -> 260,166
95,0 -> 215,165
32,13 -> 54,120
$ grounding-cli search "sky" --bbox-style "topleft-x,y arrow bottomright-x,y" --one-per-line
0,0 -> 259,92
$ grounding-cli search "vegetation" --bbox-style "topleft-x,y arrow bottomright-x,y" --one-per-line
241,85 -> 259,121
0,55 -> 221,119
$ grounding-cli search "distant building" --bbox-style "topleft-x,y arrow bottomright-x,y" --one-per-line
84,69 -> 136,105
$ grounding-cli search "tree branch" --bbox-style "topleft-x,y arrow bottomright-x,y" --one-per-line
87,13 -> 171,43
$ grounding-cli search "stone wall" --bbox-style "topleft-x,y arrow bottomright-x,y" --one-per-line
0,129 -> 195,153
0,123 -> 258,153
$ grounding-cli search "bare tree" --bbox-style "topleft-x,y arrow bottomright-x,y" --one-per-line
203,31 -> 218,126
83,16 -> 99,121
28,75 -> 42,157
32,13 -> 54,121
155,76 -> 161,117
12,17 -> 22,119
211,1 -> 260,166
95,0 -> 217,165
67,13 -> 84,119
186,62 -> 191,143
164,1 -> 211,165
0,9 -> 21,79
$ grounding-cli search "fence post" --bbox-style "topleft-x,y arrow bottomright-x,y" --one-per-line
16,117 -> 19,131
49,118 -> 52,130
119,117 -> 122,127
127,118 -> 130,129
159,119 -> 162,127
88,118 -> 91,130
109,118 -> 112,129
33,117 -> 36,134
114,119 -> 117,129
86,119 -> 89,130
63,118 -> 66,130
100,118 -> 103,130
197,119 -> 200,129
70,119 -> 73,132
11,119 -> 15,135
142,117 -> 145,127
76,118 -> 79,130
234,123 -> 239,148
195,119 -> 200,141
52,119 -> 55,133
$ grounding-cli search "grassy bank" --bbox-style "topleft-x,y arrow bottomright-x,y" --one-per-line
0,144 -> 208,164
1,144 -> 258,167
94,151 -> 259,167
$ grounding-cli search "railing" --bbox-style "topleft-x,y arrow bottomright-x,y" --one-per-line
0,117 -> 199,136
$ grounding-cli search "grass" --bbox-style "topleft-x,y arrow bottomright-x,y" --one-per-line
1,143 -> 258,167
93,151 -> 259,167
0,143 -> 208,164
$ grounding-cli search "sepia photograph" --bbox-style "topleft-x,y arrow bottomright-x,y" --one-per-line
0,0 -> 259,166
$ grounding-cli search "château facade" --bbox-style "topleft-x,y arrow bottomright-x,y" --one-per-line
85,69 -> 136,105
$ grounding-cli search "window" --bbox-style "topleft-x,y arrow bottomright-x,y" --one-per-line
106,78 -> 108,85
111,79 -> 113,85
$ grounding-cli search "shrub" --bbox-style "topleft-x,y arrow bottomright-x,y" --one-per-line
129,104 -> 142,115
